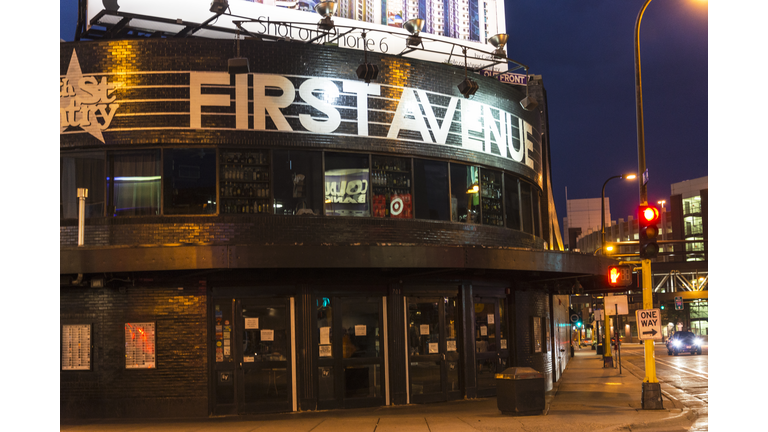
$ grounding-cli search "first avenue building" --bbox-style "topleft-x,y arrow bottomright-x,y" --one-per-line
60,3 -> 612,419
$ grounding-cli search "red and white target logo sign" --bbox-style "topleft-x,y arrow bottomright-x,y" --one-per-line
390,197 -> 404,216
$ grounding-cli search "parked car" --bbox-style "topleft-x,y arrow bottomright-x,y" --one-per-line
666,331 -> 703,356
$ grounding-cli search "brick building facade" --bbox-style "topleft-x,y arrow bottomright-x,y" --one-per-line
60,32 -> 611,419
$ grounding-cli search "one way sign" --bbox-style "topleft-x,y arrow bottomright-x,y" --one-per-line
635,308 -> 662,341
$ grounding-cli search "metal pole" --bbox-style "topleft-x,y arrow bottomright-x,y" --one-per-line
603,297 -> 612,367
77,188 -> 88,247
635,0 -> 652,206
616,304 -> 621,374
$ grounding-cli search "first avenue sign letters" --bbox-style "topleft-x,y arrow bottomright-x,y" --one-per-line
60,50 -> 539,173
191,72 -> 539,172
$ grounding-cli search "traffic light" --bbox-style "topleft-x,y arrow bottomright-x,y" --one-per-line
638,204 -> 660,259
608,264 -> 633,287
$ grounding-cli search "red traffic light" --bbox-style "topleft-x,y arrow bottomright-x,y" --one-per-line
639,205 -> 660,225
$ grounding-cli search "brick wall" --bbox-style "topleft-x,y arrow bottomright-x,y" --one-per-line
60,214 -> 544,249
512,289 -> 553,391
60,281 -> 208,419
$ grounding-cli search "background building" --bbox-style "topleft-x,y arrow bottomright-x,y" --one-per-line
562,197 -> 610,251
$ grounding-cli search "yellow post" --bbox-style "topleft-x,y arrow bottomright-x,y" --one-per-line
642,258 -> 658,383
603,296 -> 613,366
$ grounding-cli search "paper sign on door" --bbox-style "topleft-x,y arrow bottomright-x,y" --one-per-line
319,345 -> 332,357
320,326 -> 331,345
428,343 -> 438,354
420,324 -> 430,335
261,329 -> 274,341
447,340 -> 457,351
480,326 -> 487,336
487,314 -> 495,325
245,318 -> 259,329
355,325 -> 366,336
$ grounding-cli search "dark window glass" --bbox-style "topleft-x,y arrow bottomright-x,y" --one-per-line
108,150 -> 161,217
480,169 -> 503,226
371,155 -> 412,219
60,152 -> 105,219
532,189 -> 541,237
520,181 -> 533,234
273,150 -> 322,216
324,152 -> 370,217
504,174 -> 521,230
413,159 -> 449,221
162,148 -> 216,215
450,164 -> 480,224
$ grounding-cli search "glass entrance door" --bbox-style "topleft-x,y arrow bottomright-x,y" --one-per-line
316,296 -> 385,410
474,297 -> 510,397
211,297 -> 294,415
407,297 -> 461,403
237,298 -> 293,414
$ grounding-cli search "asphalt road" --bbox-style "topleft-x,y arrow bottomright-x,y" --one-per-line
617,342 -> 708,431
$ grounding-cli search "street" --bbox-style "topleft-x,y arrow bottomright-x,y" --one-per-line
616,342 -> 708,431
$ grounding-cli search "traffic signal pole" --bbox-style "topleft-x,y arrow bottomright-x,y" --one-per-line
640,258 -> 663,409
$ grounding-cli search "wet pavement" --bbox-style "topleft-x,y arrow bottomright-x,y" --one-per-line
60,349 -> 702,431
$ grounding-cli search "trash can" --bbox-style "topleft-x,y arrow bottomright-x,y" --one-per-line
596,343 -> 603,355
495,367 -> 545,416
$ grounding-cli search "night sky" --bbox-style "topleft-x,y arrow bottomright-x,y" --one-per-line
506,0 -> 708,228
58,0 -> 707,232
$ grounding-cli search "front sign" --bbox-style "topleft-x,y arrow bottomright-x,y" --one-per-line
61,51 -> 541,181
635,308 -> 662,341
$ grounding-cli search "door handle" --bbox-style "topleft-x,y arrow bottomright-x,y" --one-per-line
441,353 -> 445,361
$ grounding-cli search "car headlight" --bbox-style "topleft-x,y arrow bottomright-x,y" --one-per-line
694,338 -> 702,345
672,340 -> 681,347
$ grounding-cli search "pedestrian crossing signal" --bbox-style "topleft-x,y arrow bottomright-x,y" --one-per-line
607,265 -> 633,287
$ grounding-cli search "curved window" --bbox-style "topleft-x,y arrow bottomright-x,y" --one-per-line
324,152 -> 370,217
413,159 -> 450,221
520,182 -> 533,234
450,164 -> 480,224
108,150 -> 161,217
273,150 -> 323,216
504,174 -> 521,230
162,148 -> 217,215
60,151 -> 105,219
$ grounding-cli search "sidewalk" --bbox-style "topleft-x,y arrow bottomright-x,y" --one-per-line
60,350 -> 697,432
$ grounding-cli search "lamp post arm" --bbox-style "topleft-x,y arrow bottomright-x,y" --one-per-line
635,0 -> 652,206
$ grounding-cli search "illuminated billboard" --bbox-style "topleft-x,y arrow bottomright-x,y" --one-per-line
86,0 -> 509,71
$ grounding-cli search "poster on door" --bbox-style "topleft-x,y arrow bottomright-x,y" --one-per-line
261,329 -> 274,341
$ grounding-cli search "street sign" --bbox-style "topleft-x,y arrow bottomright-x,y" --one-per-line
594,309 -> 604,321
604,295 -> 629,315
675,296 -> 683,310
570,314 -> 579,323
636,308 -> 662,341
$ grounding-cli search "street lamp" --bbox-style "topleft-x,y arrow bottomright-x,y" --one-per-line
601,174 -> 637,255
